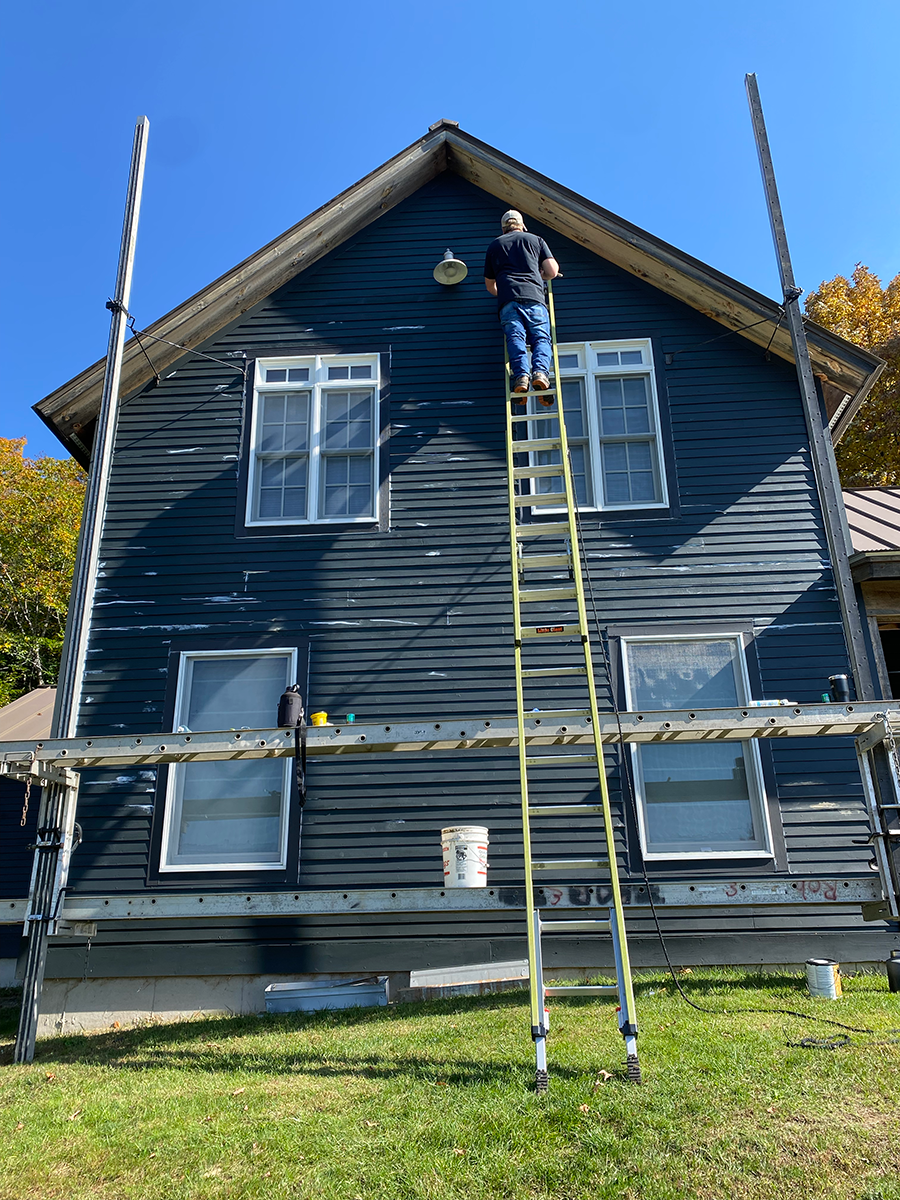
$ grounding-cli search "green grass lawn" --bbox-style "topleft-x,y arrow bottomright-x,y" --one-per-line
1,970 -> 898,1200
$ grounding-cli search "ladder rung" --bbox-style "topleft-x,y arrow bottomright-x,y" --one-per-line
519,586 -> 578,603
521,438 -> 563,453
544,985 -> 618,996
514,492 -> 566,507
528,803 -> 605,816
510,411 -> 560,423
513,464 -> 564,479
540,920 -> 611,932
534,860 -> 607,872
507,388 -> 557,399
515,522 -> 571,539
519,554 -> 571,570
525,755 -> 598,768
520,666 -> 586,678
520,624 -> 582,639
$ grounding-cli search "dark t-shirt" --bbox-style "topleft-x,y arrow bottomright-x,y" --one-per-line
484,231 -> 554,309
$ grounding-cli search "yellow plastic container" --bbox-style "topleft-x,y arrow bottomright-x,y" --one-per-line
310,711 -> 328,726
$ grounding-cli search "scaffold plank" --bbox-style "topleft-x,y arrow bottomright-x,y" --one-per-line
0,702 -> 895,770
0,878 -> 883,924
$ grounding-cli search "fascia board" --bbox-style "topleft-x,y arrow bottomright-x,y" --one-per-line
443,129 -> 883,398
34,130 -> 449,450
35,123 -> 882,455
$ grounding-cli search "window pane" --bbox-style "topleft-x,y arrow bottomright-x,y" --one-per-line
620,350 -> 643,365
170,759 -> 286,865
601,440 -> 658,505
265,368 -> 287,382
623,377 -> 652,433
558,353 -> 580,369
561,377 -> 586,438
328,365 -> 349,380
257,455 -> 307,520
323,390 -> 373,450
287,367 -> 309,382
640,742 -> 760,851
598,376 -> 652,437
596,352 -> 619,366
261,391 -> 309,452
185,654 -> 291,730
167,653 -> 293,867
322,453 -> 374,517
350,364 -> 372,379
627,639 -> 742,709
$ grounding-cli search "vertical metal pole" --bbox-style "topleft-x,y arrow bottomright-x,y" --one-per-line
744,75 -> 873,699
14,116 -> 149,1064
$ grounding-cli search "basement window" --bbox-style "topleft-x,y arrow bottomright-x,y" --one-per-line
519,340 -> 668,511
621,635 -> 773,859
247,354 -> 380,525
160,649 -> 296,871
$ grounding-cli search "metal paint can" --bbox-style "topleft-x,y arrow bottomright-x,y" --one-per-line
806,958 -> 842,999
310,711 -> 328,726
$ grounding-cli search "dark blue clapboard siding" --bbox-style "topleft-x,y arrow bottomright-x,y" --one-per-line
44,170 -> 890,978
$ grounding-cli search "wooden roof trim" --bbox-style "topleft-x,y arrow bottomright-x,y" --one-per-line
36,131 -> 449,443
35,121 -> 883,454
442,129 -> 882,398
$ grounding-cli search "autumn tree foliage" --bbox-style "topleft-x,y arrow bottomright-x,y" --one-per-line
0,439 -> 86,705
805,264 -> 900,486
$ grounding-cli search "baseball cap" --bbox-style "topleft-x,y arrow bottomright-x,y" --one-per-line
501,209 -> 526,230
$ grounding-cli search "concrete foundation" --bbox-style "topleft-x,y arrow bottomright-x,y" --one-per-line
32,957 -> 892,1038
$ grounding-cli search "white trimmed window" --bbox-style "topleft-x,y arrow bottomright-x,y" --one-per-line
160,649 -> 296,871
621,635 -> 773,859
247,354 -> 380,525
524,340 -> 667,510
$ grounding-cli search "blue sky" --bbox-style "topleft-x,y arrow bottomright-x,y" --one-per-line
2,0 -> 898,459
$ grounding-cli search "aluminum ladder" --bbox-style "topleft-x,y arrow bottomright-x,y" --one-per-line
504,280 -> 640,1090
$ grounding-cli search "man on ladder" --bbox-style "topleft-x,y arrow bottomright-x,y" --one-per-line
484,209 -> 560,399
492,208 -> 642,1091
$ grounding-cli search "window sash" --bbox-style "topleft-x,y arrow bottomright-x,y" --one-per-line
621,635 -> 772,859
160,649 -> 296,871
523,340 -> 667,512
248,356 -> 379,525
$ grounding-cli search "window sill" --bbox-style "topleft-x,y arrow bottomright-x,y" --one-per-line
642,849 -> 774,862
237,520 -> 381,538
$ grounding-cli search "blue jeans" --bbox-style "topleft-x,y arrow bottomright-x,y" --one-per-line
499,301 -> 551,380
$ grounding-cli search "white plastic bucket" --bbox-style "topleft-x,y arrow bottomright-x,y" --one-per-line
806,958 -> 842,999
441,826 -> 489,888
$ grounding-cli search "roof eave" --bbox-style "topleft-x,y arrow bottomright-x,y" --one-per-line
35,121 -> 883,455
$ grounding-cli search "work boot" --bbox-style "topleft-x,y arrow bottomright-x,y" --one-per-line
512,375 -> 530,393
532,372 -> 554,406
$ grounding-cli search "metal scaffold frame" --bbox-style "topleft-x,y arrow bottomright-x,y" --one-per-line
3,699 -> 898,932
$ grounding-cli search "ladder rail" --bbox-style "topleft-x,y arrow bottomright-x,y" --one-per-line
545,282 -> 638,1031
505,357 -> 542,1037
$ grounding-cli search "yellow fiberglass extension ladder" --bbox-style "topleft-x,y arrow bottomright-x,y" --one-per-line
504,280 -> 640,1091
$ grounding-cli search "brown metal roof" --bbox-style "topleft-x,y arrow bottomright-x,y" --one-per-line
0,688 -> 56,741
843,488 -> 900,552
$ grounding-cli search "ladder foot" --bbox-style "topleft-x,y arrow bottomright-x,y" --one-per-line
625,1053 -> 642,1085
535,1068 -> 549,1094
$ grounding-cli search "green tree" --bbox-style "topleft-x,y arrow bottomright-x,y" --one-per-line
0,438 -> 86,705
805,264 -> 900,486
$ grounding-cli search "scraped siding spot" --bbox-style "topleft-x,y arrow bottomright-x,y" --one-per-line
166,447 -> 205,455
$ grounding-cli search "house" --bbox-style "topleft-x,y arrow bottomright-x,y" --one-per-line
12,121 -> 898,1032
0,689 -> 55,986
844,487 -> 900,698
